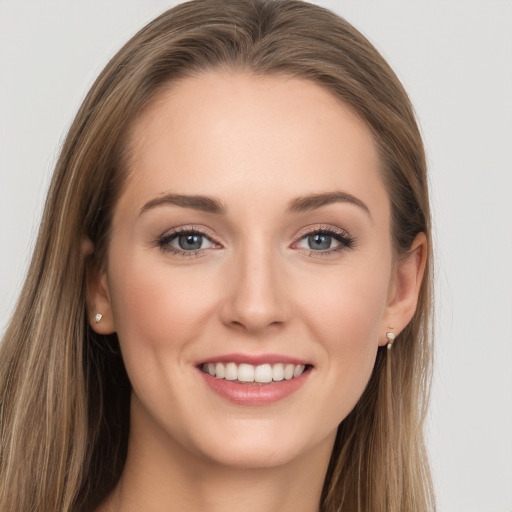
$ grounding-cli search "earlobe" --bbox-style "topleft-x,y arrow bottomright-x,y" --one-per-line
380,232 -> 427,345
82,237 -> 116,334
87,270 -> 116,334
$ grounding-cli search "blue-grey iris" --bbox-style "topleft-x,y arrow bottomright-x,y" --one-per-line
308,233 -> 331,250
179,234 -> 203,250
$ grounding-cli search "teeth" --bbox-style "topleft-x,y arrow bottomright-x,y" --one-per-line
225,362 -> 237,381
254,364 -> 272,383
284,364 -> 295,380
293,364 -> 305,378
201,362 -> 307,383
238,363 -> 255,382
272,363 -> 284,381
215,362 -> 225,379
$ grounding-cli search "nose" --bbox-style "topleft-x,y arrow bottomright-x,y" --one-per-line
219,242 -> 288,334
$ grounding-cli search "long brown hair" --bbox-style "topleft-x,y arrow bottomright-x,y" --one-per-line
0,1 -> 434,510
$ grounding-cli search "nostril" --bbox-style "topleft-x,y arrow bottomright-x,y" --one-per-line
226,317 -> 285,333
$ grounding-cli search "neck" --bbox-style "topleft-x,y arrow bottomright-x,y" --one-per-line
98,396 -> 335,512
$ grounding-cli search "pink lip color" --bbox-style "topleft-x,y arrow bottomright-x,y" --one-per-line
198,366 -> 311,406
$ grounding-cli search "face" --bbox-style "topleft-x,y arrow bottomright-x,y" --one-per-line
94,72 -> 401,469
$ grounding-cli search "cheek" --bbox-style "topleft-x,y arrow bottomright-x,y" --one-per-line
107,250 -> 219,357
297,258 -> 390,343
293,258 -> 390,412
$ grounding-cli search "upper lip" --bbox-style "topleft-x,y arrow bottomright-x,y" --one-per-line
198,353 -> 311,367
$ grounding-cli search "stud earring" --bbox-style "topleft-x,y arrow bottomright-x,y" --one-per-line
386,332 -> 395,350
93,313 -> 103,324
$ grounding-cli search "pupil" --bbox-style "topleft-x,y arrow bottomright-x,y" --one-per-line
179,234 -> 202,250
309,233 -> 331,250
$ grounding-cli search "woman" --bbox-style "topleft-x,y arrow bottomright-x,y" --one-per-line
0,1 -> 435,511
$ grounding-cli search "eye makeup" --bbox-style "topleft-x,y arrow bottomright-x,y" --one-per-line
292,227 -> 355,256
154,226 -> 222,257
152,223 -> 356,259
290,224 -> 356,259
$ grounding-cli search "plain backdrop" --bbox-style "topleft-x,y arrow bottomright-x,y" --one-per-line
1,1 -> 511,511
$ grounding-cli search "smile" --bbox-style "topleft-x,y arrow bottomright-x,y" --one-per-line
197,355 -> 313,405
200,362 -> 307,384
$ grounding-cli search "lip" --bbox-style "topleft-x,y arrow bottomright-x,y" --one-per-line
196,355 -> 313,406
198,353 -> 310,366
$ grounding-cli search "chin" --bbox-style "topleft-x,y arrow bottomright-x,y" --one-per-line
181,415 -> 335,470
204,440 -> 301,469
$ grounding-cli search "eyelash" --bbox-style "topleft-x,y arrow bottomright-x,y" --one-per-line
293,225 -> 355,258
154,225 -> 355,258
155,226 -> 219,257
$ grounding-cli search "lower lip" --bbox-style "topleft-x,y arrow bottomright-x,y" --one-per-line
198,368 -> 311,406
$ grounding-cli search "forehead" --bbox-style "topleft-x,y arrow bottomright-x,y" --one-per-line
120,71 -> 386,216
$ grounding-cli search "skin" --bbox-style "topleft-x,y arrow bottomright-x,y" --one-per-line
89,72 -> 426,512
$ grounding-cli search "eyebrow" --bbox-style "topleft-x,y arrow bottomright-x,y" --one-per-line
286,192 -> 371,217
139,193 -> 226,216
139,191 -> 370,217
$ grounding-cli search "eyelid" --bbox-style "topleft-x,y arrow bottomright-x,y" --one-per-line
153,223 -> 355,258
290,224 -> 355,255
292,223 -> 351,240
154,225 -> 223,256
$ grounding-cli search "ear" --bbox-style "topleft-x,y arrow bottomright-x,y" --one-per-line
82,237 -> 116,334
379,232 -> 427,346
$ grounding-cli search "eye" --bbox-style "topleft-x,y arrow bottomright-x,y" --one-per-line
293,227 -> 355,254
156,228 -> 218,255
172,232 -> 214,251
297,232 -> 339,251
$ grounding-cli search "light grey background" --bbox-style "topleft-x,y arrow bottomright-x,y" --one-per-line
1,2 -> 511,511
